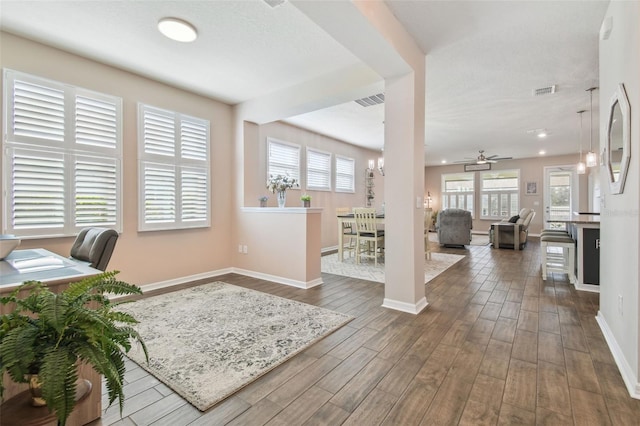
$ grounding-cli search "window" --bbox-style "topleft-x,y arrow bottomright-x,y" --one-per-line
138,104 -> 210,231
480,169 -> 520,219
2,69 -> 122,238
267,138 -> 300,185
335,156 -> 355,193
441,173 -> 474,216
306,148 -> 331,191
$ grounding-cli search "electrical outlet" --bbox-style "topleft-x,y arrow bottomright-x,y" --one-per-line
618,294 -> 623,316
238,244 -> 243,253
243,245 -> 248,254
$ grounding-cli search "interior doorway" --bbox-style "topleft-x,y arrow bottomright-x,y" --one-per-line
543,166 -> 576,229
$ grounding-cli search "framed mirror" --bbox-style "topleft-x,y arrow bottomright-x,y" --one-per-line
606,83 -> 631,194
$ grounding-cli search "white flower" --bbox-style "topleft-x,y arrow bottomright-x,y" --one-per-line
266,174 -> 298,193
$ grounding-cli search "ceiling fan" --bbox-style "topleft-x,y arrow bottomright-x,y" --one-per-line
454,150 -> 513,165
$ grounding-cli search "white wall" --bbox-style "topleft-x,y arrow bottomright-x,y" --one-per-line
597,1 -> 640,398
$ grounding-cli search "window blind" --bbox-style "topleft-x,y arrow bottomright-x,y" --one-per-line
138,104 -> 210,231
267,138 -> 300,182
3,69 -> 122,237
335,156 -> 355,193
306,148 -> 331,190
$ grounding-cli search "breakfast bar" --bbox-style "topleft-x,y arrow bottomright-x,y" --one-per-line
549,213 -> 600,292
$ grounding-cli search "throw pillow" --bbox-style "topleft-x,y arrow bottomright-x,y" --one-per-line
508,215 -> 520,223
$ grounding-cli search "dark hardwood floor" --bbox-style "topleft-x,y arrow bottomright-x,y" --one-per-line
90,238 -> 640,425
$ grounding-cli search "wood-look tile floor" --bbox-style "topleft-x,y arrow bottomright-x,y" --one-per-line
89,239 -> 640,425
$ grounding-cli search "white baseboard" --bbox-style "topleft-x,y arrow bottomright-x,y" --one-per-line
322,245 -> 338,254
596,311 -> 640,399
233,268 -> 323,289
135,267 -> 235,296
382,296 -> 428,314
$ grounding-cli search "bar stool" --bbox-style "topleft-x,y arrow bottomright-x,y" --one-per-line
541,233 -> 576,283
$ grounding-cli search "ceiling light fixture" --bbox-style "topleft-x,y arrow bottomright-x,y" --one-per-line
576,110 -> 586,175
537,131 -> 548,138
586,87 -> 598,167
158,18 -> 198,42
539,150 -> 546,155
441,160 -> 447,164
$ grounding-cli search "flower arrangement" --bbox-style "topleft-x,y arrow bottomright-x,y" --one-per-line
266,174 -> 298,193
300,194 -> 311,201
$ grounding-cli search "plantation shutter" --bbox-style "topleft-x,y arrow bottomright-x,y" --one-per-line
138,104 -> 210,231
74,156 -> 118,226
267,138 -> 300,182
335,156 -> 355,192
7,148 -> 66,232
3,69 -> 123,237
306,148 -> 331,191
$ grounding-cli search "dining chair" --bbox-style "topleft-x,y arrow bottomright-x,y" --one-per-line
69,227 -> 119,271
353,207 -> 385,266
336,207 -> 356,258
424,208 -> 433,260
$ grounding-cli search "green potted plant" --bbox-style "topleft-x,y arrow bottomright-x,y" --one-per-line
300,194 -> 311,208
258,195 -> 268,207
0,271 -> 148,426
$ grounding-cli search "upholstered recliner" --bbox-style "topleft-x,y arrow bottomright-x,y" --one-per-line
489,208 -> 536,250
70,227 -> 119,270
437,208 -> 472,247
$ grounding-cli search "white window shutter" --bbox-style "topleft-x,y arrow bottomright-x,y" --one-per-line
181,167 -> 208,223
268,138 -> 300,182
335,156 -> 355,192
74,156 -> 118,226
7,148 -> 65,232
11,78 -> 65,143
181,119 -> 208,161
143,163 -> 176,225
142,107 -> 176,157
75,94 -> 119,150
307,148 -> 331,190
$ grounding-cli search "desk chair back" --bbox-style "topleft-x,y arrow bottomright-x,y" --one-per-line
70,227 -> 118,271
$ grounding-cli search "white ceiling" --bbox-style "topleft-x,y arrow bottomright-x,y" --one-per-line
0,0 -> 609,166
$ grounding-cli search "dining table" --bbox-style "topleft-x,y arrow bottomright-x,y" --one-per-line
337,213 -> 385,261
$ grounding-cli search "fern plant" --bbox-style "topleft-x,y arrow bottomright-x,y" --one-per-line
0,271 -> 148,426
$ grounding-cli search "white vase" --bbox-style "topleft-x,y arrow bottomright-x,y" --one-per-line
277,191 -> 286,208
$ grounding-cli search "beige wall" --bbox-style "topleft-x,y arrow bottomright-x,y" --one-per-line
0,33 -> 235,286
243,120 -> 385,249
425,154 -> 591,236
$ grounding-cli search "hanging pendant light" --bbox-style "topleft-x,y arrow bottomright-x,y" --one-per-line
585,87 -> 598,167
576,110 -> 586,175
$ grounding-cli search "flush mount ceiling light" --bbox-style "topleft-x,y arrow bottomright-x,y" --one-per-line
158,18 -> 197,42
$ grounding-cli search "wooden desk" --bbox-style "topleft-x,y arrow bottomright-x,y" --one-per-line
337,214 -> 384,261
1,249 -> 102,426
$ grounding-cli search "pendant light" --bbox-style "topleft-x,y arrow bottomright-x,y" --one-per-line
585,87 -> 598,167
576,110 -> 586,175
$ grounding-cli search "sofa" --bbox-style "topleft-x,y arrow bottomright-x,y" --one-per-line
489,208 -> 536,250
436,208 -> 472,247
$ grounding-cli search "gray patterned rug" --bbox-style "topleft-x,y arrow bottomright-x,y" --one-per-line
117,282 -> 353,411
321,251 -> 465,283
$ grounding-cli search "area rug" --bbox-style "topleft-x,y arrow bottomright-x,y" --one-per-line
321,251 -> 465,284
428,232 -> 490,246
116,282 -> 353,411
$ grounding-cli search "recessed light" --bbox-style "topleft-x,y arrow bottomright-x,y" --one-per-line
158,18 -> 198,42
539,150 -> 546,155
537,132 -> 547,138
441,160 -> 447,164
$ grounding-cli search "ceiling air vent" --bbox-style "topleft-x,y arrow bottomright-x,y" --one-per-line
354,93 -> 385,107
533,85 -> 557,96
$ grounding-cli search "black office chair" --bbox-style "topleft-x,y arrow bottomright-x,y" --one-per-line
70,227 -> 119,271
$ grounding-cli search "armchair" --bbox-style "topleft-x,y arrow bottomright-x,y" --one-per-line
489,208 -> 535,250
436,208 -> 472,247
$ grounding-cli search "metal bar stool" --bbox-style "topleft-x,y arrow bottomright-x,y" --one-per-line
541,233 -> 576,283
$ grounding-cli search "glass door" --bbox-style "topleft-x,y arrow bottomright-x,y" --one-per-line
544,166 -> 575,229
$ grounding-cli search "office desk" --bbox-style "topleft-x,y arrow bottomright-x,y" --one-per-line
337,214 -> 384,261
0,248 -> 98,293
0,248 -> 102,426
